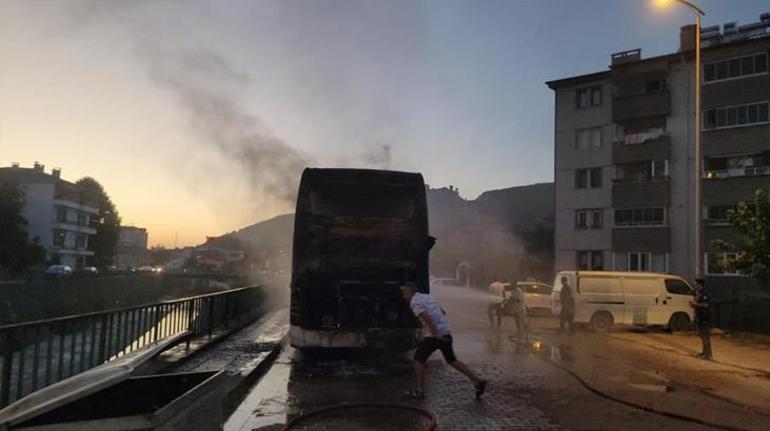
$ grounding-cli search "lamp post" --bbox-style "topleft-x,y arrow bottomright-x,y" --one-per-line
655,0 -> 705,278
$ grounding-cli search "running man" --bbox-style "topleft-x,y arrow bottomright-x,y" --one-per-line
400,282 -> 487,399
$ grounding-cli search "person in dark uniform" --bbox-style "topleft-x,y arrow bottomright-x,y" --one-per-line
559,277 -> 576,334
689,278 -> 713,360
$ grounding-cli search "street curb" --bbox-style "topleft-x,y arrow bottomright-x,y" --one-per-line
135,310 -> 271,376
223,339 -> 285,415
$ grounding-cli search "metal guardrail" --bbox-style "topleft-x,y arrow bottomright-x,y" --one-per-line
0,286 -> 262,408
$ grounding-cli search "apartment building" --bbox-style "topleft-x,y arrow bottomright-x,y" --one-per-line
0,163 -> 99,269
114,226 -> 149,270
547,13 -> 770,287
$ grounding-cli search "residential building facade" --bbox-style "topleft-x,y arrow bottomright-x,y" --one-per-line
0,163 -> 99,269
547,13 -> 770,287
115,226 -> 149,270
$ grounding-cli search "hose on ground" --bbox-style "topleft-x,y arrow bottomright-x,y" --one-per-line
282,402 -> 437,431
530,350 -> 745,431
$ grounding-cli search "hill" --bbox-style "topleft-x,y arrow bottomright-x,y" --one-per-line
212,182 -> 554,282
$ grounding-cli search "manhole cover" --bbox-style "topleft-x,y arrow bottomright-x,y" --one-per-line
283,403 -> 436,431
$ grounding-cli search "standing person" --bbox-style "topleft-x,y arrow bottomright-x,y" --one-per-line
487,277 -> 506,328
400,283 -> 487,399
689,278 -> 713,360
559,277 -> 576,334
508,282 -> 528,342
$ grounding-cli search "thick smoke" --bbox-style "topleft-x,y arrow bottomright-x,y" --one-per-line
140,46 -> 310,205
362,144 -> 392,170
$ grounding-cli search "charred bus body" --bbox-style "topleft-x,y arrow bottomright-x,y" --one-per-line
290,168 -> 432,349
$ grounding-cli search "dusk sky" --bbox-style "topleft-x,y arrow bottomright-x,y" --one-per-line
1,0 -> 767,247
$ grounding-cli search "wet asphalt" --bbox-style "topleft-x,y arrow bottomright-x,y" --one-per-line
223,284 -> 770,430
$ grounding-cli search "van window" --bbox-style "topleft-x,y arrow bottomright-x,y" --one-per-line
524,283 -> 552,295
665,279 -> 694,295
579,277 -> 620,294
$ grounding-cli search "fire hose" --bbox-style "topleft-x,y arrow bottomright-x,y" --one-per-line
531,351 -> 747,431
282,402 -> 437,431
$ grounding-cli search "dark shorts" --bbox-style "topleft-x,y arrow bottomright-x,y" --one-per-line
414,335 -> 456,363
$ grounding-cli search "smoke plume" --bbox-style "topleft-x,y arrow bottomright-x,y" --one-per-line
140,46 -> 310,206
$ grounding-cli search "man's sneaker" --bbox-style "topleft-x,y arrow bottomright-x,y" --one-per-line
475,380 -> 487,400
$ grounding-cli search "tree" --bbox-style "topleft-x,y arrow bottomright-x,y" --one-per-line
714,189 -> 770,289
76,177 -> 121,270
0,180 -> 45,274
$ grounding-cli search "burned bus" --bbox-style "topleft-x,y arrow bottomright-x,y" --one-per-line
289,168 -> 433,349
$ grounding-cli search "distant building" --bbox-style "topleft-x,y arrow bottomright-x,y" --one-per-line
547,13 -> 770,288
115,226 -> 149,270
0,163 -> 99,268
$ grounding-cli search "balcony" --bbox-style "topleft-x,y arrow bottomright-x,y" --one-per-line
51,221 -> 97,235
612,91 -> 670,122
612,180 -> 670,207
703,175 -> 769,205
704,165 -> 770,180
612,135 -> 671,164
612,226 -> 670,253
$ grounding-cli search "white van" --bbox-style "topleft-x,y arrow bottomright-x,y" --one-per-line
551,271 -> 695,332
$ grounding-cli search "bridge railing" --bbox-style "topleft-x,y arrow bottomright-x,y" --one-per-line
0,285 -> 262,408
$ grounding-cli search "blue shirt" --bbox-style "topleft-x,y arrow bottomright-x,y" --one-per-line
695,289 -> 711,323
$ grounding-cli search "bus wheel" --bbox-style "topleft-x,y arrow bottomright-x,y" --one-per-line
668,313 -> 691,333
590,312 -> 613,332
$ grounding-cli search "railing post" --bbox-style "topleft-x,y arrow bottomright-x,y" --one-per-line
224,296 -> 230,329
208,298 -> 214,339
98,315 -> 108,364
1,330 -> 13,408
153,305 -> 160,343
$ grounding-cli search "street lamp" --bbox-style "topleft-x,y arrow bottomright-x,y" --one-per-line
654,0 -> 705,278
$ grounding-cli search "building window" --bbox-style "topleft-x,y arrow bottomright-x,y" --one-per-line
704,52 -> 768,83
576,127 -> 602,150
614,252 -> 667,272
76,234 -> 88,249
645,79 -> 662,93
704,101 -> 769,130
577,251 -> 603,270
56,208 -> 67,223
628,252 -> 652,271
52,230 -> 66,247
575,168 -> 603,189
706,252 -> 742,275
77,212 -> 89,226
705,204 -> 754,224
614,207 -> 666,227
575,209 -> 603,229
576,86 -> 602,109
614,160 -> 668,183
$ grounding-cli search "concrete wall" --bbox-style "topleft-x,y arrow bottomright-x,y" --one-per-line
553,79 -> 613,271
666,59 -> 697,281
20,182 -> 55,249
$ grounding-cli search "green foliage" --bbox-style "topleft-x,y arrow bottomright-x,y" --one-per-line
0,181 -> 46,274
76,177 -> 121,270
714,189 -> 770,288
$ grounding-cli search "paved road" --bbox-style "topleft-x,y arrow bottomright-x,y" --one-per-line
224,284 -> 743,430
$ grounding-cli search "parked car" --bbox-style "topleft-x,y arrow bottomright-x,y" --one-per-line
76,266 -> 100,276
430,277 -> 465,289
516,281 -> 553,314
551,271 -> 695,332
45,265 -> 73,278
